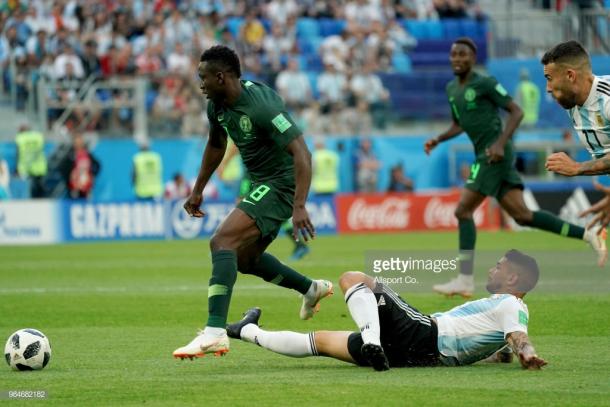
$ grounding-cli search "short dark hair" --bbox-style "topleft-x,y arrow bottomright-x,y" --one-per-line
505,249 -> 539,292
454,37 -> 477,55
540,40 -> 590,67
200,45 -> 241,78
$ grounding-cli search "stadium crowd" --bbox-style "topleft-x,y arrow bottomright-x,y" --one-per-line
0,0 -> 483,137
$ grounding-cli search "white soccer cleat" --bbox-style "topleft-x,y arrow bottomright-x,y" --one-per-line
432,276 -> 474,298
172,330 -> 230,360
586,226 -> 608,267
300,279 -> 334,320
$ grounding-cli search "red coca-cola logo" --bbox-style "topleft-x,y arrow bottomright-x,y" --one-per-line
424,197 -> 485,228
347,197 -> 410,230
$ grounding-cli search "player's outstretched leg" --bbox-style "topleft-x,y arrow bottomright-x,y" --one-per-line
500,189 -> 608,267
173,250 -> 235,359
173,209 -> 262,360
240,249 -> 333,320
434,189 -> 485,297
232,307 -> 320,357
226,307 -> 262,339
340,272 -> 389,371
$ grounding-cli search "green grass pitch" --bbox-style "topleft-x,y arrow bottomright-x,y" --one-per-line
1,231 -> 610,406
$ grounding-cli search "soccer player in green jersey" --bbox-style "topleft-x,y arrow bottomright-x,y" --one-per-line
424,37 -> 607,298
173,46 -> 333,359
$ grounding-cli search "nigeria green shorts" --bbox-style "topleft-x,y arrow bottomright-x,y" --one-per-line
237,180 -> 294,240
464,159 -> 523,200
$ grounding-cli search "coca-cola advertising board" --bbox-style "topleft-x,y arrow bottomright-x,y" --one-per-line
336,191 -> 498,233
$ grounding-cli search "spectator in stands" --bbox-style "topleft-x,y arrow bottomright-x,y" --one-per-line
350,63 -> 391,130
317,63 -> 348,133
47,27 -> 77,58
135,45 -> 163,76
344,0 -> 383,34
132,24 -> 163,57
263,24 -> 295,74
59,132 -> 101,200
25,29 -> 49,67
167,42 -> 191,76
265,0 -> 299,28
386,18 -> 418,53
275,58 -> 312,111
15,124 -> 47,198
0,154 -> 9,200
181,88 -> 207,138
366,21 -> 396,70
165,172 -> 191,200
13,48 -> 29,111
152,78 -> 184,133
163,8 -> 195,55
355,138 -> 380,193
24,6 -> 54,35
320,29 -> 350,72
240,10 -> 266,53
132,143 -> 163,201
514,68 -> 540,128
347,30 -> 369,71
434,0 -> 468,18
54,44 -> 85,79
301,0 -> 339,18
388,163 -> 414,192
80,39 -> 101,78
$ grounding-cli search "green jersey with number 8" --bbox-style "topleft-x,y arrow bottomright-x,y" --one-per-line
207,80 -> 301,186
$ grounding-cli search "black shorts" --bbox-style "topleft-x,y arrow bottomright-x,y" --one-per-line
347,284 -> 440,368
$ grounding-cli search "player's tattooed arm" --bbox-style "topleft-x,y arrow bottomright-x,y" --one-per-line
506,332 -> 547,370
546,152 -> 610,176
577,155 -> 610,176
484,346 -> 514,363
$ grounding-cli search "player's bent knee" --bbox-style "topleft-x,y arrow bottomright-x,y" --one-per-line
339,271 -> 374,293
209,233 -> 238,251
512,212 -> 532,226
454,205 -> 473,220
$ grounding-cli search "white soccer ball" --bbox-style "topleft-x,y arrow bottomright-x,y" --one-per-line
4,329 -> 52,371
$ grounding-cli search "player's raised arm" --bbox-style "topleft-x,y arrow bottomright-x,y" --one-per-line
424,121 -> 464,155
184,122 -> 227,218
506,331 -> 547,370
285,135 -> 315,242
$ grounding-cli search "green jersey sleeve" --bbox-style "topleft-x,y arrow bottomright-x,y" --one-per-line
256,108 -> 302,150
484,76 -> 512,109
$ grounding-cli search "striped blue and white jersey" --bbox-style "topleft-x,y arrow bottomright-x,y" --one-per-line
569,75 -> 610,158
432,294 -> 528,366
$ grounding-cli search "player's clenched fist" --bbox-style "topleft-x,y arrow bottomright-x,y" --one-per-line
183,193 -> 205,218
424,137 -> 439,155
545,152 -> 580,176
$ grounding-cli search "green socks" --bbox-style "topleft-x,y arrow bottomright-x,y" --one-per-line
244,253 -> 313,295
531,210 -> 585,239
459,218 -> 476,276
207,250 -> 238,328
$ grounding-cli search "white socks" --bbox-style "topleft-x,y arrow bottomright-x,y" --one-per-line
203,326 -> 226,337
344,283 -> 381,346
457,273 -> 474,284
240,324 -> 317,358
